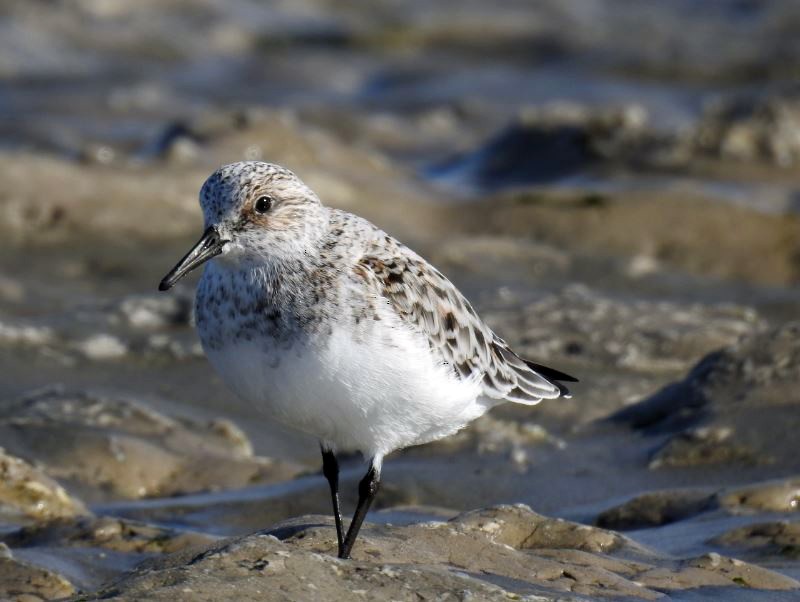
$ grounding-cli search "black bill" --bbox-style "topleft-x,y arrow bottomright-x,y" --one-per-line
159,226 -> 225,291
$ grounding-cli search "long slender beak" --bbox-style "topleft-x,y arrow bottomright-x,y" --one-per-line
159,226 -> 225,291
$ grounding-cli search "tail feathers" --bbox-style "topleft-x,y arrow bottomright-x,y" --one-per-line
523,360 -> 579,398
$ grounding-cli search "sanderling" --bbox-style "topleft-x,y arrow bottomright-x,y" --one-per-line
159,161 -> 577,558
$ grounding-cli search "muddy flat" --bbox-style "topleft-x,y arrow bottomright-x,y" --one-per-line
1,1 -> 800,600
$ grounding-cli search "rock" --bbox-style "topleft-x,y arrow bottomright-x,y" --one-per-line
135,121 -> 202,164
452,505 -> 627,554
710,521 -> 800,560
74,333 -> 129,360
0,556 -> 75,601
430,104 -> 670,190
434,89 -> 800,192
0,318 -> 54,347
0,516 -> 215,598
116,292 -> 193,329
638,552 -> 799,591
717,478 -> 800,514
610,323 -> 800,468
648,426 -> 764,469
0,291 -> 200,364
484,284 -> 764,374
138,333 -> 204,360
0,448 -> 87,523
91,505 -> 799,600
92,533 -> 528,602
597,478 -> 800,533
693,92 -> 800,167
3,516 -> 215,555
596,489 -> 714,530
0,388 -> 303,502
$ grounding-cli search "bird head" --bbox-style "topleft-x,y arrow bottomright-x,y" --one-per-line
159,161 -> 325,290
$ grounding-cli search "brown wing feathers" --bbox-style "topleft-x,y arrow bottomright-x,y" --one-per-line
358,236 -> 577,404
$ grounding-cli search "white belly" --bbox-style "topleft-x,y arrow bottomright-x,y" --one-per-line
203,320 -> 487,458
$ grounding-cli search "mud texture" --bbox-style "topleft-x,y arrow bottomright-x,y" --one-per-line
2,1 -> 800,601
84,506 -> 800,601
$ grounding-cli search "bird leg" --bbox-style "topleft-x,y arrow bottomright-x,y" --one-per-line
321,446 -> 345,557
339,459 -> 381,559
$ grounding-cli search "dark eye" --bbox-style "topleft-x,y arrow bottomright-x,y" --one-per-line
254,196 -> 273,214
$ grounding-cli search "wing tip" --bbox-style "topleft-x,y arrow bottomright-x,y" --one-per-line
524,361 -> 579,383
523,360 -> 579,398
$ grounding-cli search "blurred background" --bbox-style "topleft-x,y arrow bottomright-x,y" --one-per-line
1,1 -> 800,599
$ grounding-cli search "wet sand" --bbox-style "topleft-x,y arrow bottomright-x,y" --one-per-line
2,1 -> 800,600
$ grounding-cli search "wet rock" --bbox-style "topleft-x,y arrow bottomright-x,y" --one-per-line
116,292 -> 193,330
485,284 -> 764,374
73,333 -> 129,360
648,426 -> 764,468
138,333 -> 204,360
596,489 -> 714,530
1,309 -> 201,364
136,121 -> 202,164
639,551 -> 799,591
0,555 -> 75,601
597,478 -> 800,533
78,292 -> 201,360
717,478 -> 800,514
431,104 -> 671,190
452,505 -> 628,554
694,92 -> 800,167
0,448 -> 87,523
0,318 -> 54,347
0,388 -> 303,502
3,516 -> 215,556
93,533 -> 527,602
0,517 -> 215,599
94,504 -> 798,600
0,289 -> 200,364
710,521 -> 800,560
611,323 -> 800,468
273,505 -> 798,595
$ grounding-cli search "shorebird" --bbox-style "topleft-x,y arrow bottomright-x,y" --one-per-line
159,161 -> 577,558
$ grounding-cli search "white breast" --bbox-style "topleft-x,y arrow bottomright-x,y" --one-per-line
202,303 -> 488,458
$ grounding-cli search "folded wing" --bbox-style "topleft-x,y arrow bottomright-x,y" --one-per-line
356,234 -> 577,405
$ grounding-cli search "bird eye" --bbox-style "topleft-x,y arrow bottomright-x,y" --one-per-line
254,196 -> 273,214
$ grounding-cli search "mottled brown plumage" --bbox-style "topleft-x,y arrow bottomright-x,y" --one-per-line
357,234 -> 575,404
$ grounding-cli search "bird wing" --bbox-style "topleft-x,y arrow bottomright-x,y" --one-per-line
355,234 -> 576,404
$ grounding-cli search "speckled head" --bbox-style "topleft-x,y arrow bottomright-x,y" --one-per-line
159,161 -> 328,290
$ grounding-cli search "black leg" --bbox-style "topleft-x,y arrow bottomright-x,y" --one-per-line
339,459 -> 381,559
321,446 -> 345,557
